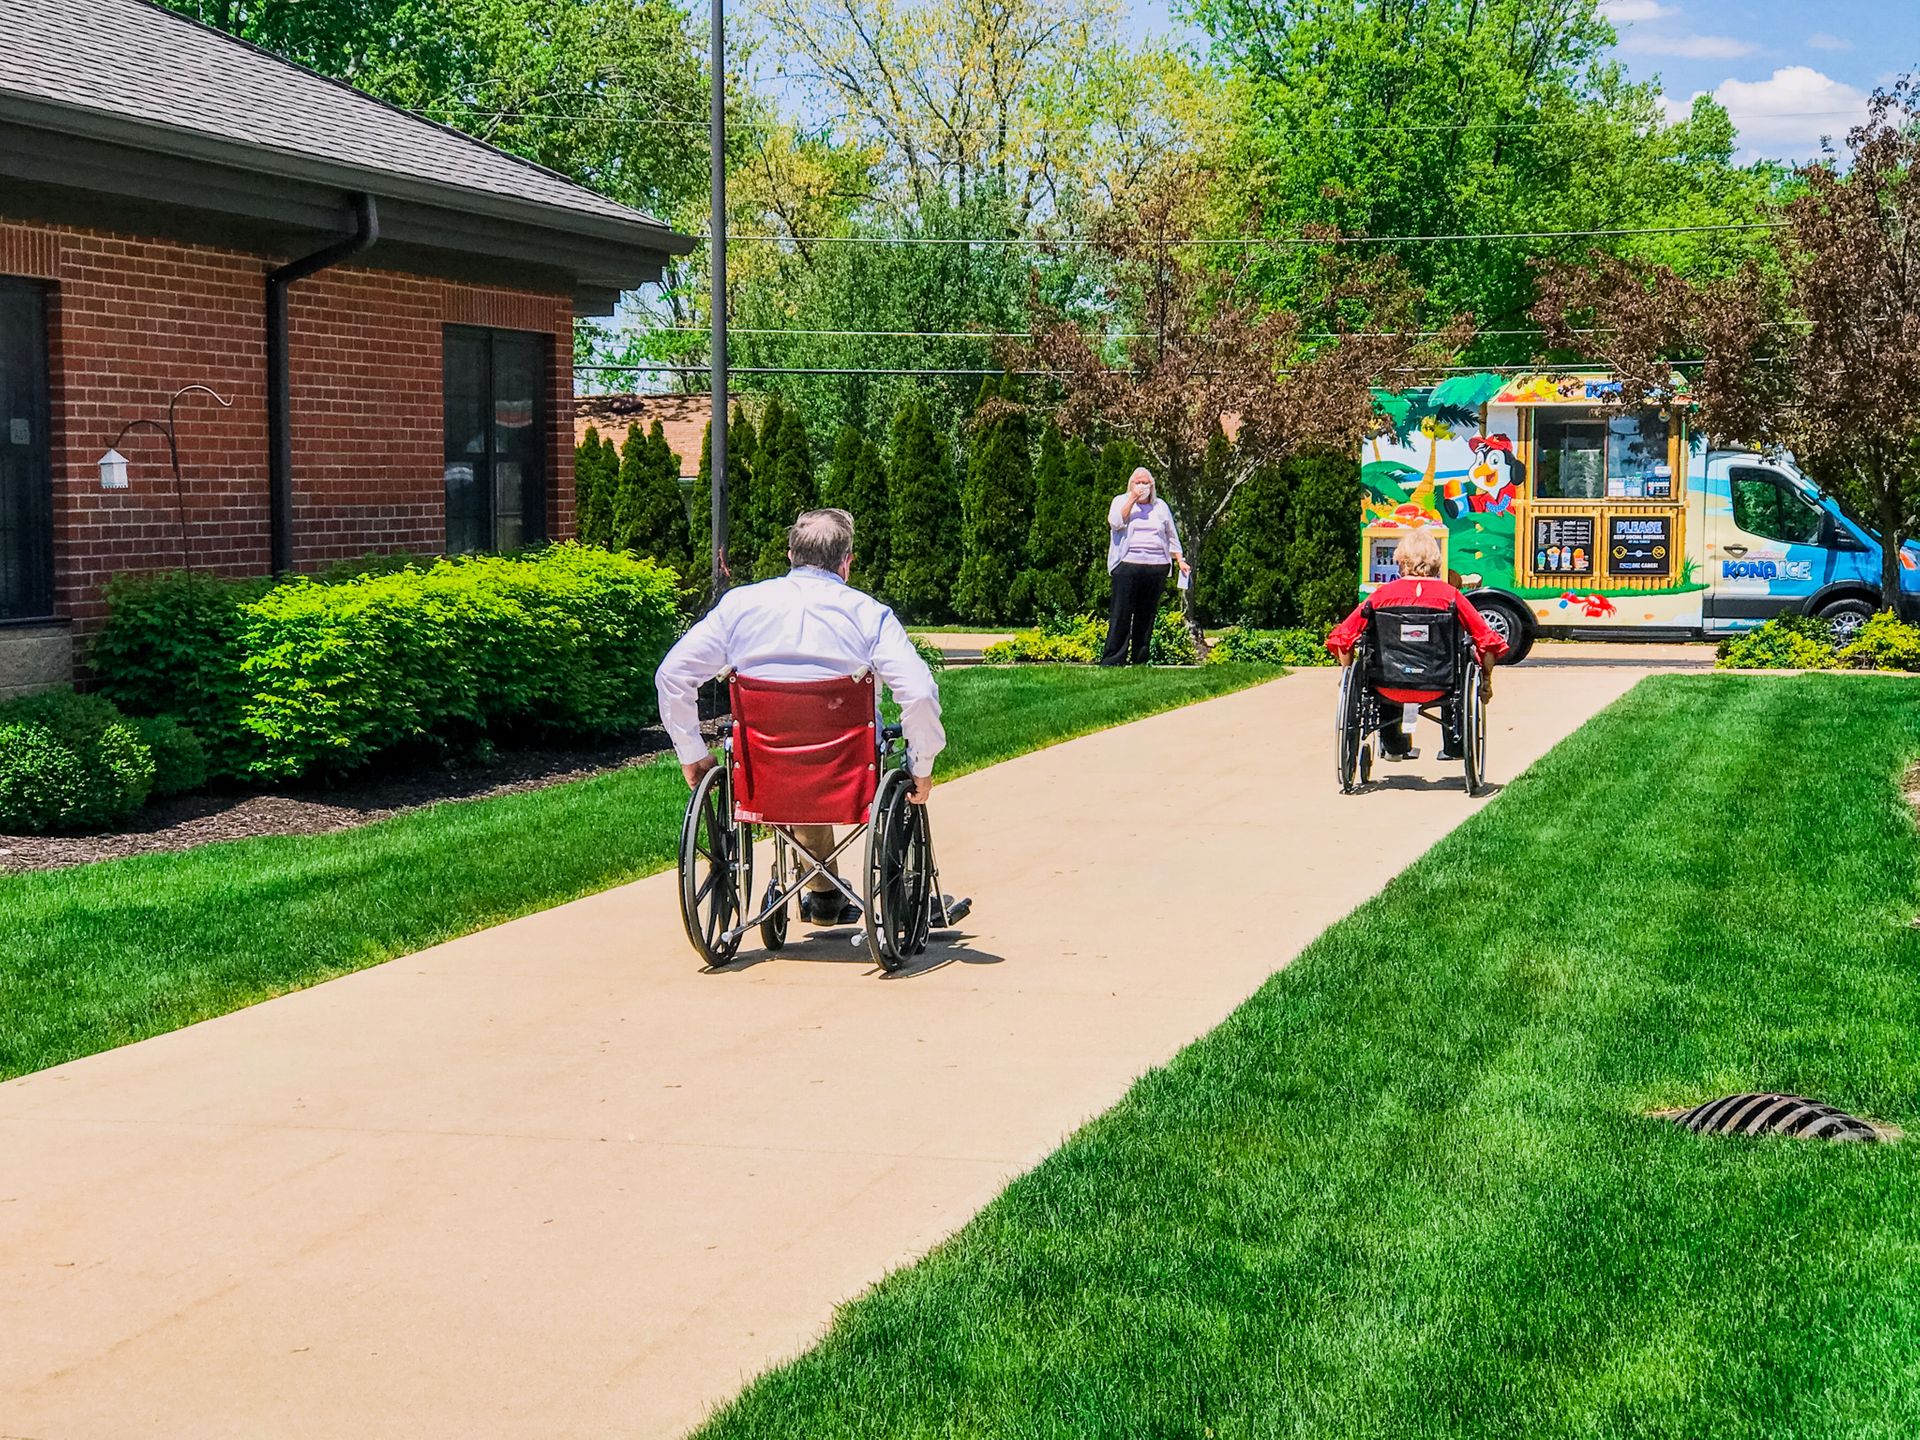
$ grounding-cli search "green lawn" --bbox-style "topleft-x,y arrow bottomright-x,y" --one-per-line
697,675 -> 1920,1440
0,664 -> 1270,1082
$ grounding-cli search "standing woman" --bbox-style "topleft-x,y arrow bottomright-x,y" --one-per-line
1101,467 -> 1190,665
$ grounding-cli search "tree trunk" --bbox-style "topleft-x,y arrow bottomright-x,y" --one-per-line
1879,479 -> 1904,612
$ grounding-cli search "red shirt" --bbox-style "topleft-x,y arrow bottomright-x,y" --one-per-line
1326,577 -> 1509,701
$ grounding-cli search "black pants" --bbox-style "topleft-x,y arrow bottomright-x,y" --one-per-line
1101,562 -> 1169,665
1378,695 -> 1462,757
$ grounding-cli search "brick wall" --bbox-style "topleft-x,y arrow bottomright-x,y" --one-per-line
0,219 -> 576,633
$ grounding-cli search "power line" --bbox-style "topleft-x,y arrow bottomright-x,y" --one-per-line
577,359 -> 1721,379
430,106 -> 1869,135
695,219 -> 1784,247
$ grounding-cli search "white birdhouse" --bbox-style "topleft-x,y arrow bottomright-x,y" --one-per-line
99,448 -> 129,490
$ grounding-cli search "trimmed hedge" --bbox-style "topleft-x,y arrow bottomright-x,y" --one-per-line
91,545 -> 683,782
983,614 -> 1102,664
1714,614 -> 1839,671
1206,626 -> 1336,666
130,715 -> 209,797
1838,611 -> 1920,671
0,689 -> 155,833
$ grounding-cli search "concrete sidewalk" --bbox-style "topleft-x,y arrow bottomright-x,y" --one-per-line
0,648 -> 1700,1439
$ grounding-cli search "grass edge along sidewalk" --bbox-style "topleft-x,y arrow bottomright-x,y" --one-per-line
696,674 -> 1920,1440
0,664 -> 1273,1083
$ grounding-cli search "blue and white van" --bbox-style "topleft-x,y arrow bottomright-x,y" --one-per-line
1357,372 -> 1916,661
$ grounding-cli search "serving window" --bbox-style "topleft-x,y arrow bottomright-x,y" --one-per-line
1536,410 -> 1674,501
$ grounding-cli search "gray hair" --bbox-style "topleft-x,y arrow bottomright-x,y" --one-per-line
788,508 -> 856,570
1394,528 -> 1443,578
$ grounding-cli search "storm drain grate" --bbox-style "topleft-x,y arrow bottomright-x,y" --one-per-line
1655,1093 -> 1898,1142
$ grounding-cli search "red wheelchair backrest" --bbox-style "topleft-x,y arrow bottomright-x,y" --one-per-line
727,672 -> 881,826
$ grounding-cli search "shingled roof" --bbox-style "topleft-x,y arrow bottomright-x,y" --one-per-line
0,0 -> 683,247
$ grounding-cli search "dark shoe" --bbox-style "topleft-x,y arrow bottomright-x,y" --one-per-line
1437,740 -> 1463,761
801,892 -> 861,925
1380,747 -> 1419,762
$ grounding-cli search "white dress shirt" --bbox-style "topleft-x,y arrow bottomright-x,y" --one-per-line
654,565 -> 947,778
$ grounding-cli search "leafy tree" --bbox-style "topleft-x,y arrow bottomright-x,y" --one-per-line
1189,0 -> 1777,356
1532,85 -> 1920,610
755,404 -> 818,577
1021,421 -> 1098,617
953,377 -> 1034,623
822,424 -> 892,594
160,0 -> 709,222
885,393 -> 960,620
1028,184 -> 1462,639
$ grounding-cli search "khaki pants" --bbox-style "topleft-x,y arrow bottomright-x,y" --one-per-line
791,824 -> 841,894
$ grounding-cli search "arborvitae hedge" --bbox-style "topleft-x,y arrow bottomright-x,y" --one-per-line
823,422 -> 891,594
952,376 -> 1032,624
885,394 -> 959,621
754,403 -> 816,578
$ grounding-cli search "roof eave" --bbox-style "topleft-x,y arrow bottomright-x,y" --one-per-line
0,91 -> 699,259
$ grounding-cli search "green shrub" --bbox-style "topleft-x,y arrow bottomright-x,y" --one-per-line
92,546 -> 683,784
1837,611 -> 1920,671
239,544 -> 682,780
129,714 -> 209,797
91,570 -> 271,778
1149,608 -> 1200,666
911,636 -> 948,672
0,689 -> 154,832
1715,614 -> 1839,671
983,613 -> 1102,664
1207,626 -> 1336,666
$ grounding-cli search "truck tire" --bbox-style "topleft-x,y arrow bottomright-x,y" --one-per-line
1814,595 -> 1875,645
1473,595 -> 1534,665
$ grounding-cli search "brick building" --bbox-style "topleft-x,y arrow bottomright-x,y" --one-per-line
0,0 -> 693,696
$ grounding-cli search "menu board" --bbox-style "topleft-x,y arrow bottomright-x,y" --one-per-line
1609,515 -> 1672,576
1532,516 -> 1594,576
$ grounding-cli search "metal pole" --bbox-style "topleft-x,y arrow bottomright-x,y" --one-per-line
709,0 -> 729,599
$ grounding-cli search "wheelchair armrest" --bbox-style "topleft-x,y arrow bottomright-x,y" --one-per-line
881,723 -> 905,742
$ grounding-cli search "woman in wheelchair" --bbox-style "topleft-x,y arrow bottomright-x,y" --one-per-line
1325,529 -> 1507,763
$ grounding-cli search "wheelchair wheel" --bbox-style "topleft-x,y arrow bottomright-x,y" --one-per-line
864,768 -> 931,972
757,834 -> 789,950
679,764 -> 751,967
758,879 -> 788,951
1336,664 -> 1365,794
1462,674 -> 1488,796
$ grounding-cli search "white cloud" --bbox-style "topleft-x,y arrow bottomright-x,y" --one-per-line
1599,0 -> 1678,20
1621,31 -> 1760,59
1704,67 -> 1871,161
1806,32 -> 1853,53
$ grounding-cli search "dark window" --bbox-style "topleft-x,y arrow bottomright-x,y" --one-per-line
1536,410 -> 1672,500
1730,467 -> 1824,545
443,326 -> 546,554
0,281 -> 53,619
1535,415 -> 1606,500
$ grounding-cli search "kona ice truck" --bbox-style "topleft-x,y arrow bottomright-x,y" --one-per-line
1357,371 -> 1917,662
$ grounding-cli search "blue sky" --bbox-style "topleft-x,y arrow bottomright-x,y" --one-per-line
1128,0 -> 1920,163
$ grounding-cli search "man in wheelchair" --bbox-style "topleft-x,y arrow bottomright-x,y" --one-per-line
1326,528 -> 1507,764
655,508 -> 950,965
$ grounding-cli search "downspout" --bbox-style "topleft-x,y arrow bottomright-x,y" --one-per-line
266,192 -> 378,574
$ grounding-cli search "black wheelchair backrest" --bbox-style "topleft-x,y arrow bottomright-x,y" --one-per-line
1364,604 -> 1462,691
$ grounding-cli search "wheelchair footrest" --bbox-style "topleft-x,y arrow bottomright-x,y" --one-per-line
934,895 -> 971,928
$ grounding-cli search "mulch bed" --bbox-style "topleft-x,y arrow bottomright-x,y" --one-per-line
0,724 -> 713,875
